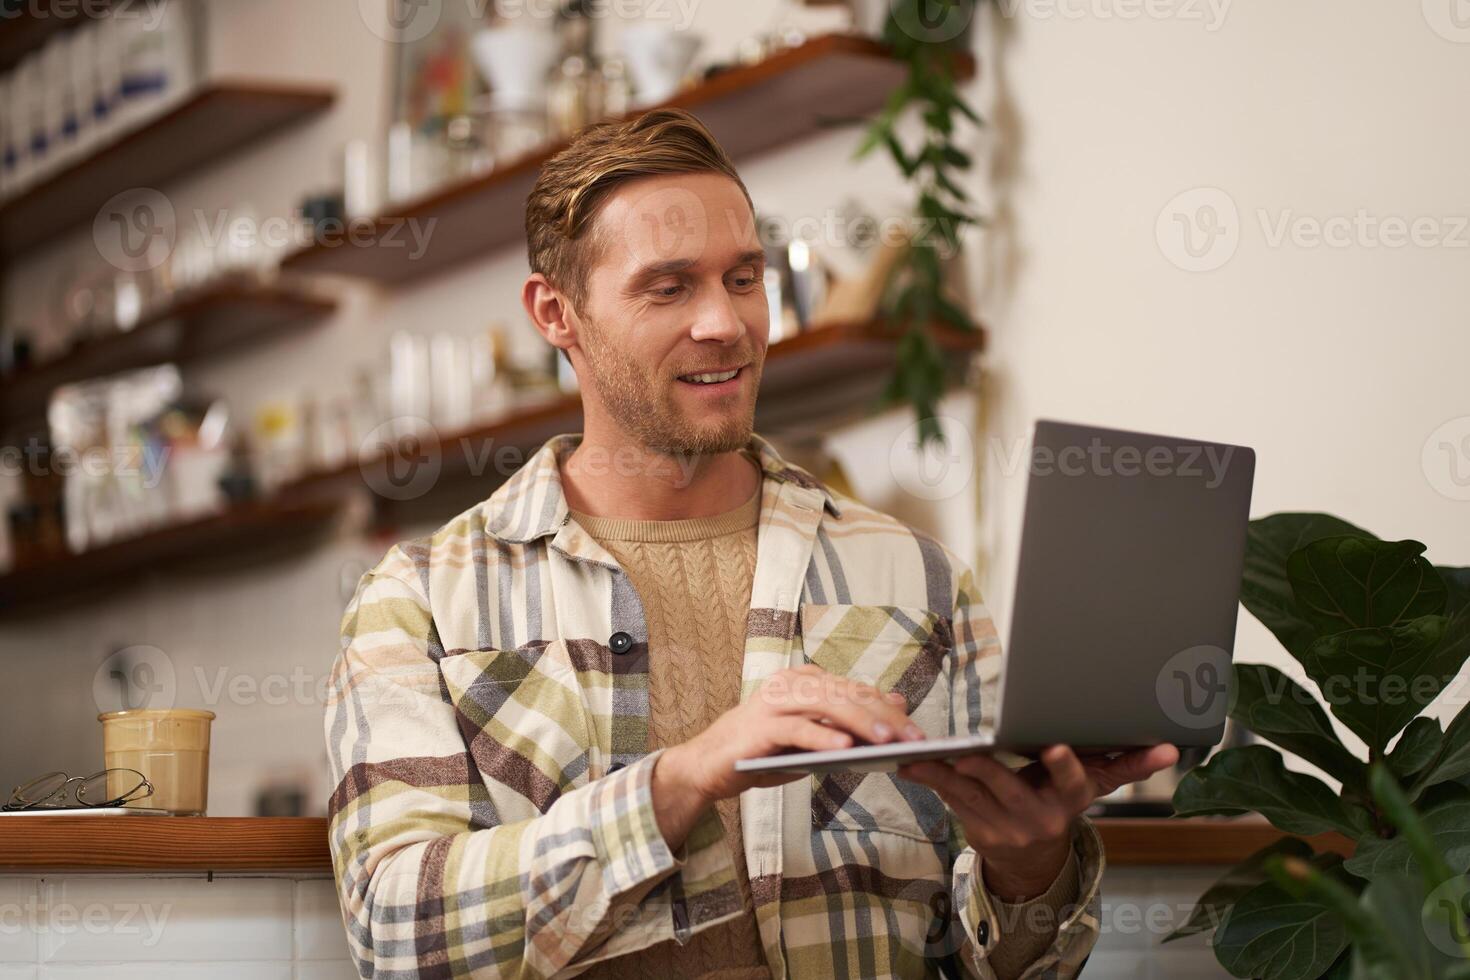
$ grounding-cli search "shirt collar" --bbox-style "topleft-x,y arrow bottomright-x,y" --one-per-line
482,432 -> 841,544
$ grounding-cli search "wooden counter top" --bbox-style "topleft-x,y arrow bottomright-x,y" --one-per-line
0,816 -> 1355,875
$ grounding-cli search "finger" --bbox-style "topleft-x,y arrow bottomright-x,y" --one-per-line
1086,744 -> 1179,793
784,676 -> 922,744
899,762 -> 1015,847
1039,746 -> 1092,813
951,753 -> 1052,827
769,717 -> 854,754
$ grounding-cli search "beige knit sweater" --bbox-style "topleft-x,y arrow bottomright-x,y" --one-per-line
570,476 -> 1076,980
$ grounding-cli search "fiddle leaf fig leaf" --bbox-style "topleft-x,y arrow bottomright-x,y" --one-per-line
1345,797 -> 1470,880
1241,514 -> 1374,660
1173,746 -> 1371,838
1286,537 -> 1447,636
1213,862 -> 1357,980
1388,717 -> 1445,783
1230,663 -> 1365,790
1163,837 -> 1318,944
1301,618 -> 1457,755
1408,706 -> 1470,801
1349,874 -> 1469,980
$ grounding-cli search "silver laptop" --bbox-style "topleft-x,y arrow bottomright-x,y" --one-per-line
736,419 -> 1257,774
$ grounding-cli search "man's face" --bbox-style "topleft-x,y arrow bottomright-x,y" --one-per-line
570,172 -> 769,457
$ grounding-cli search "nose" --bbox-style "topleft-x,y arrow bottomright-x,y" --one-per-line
688,285 -> 747,345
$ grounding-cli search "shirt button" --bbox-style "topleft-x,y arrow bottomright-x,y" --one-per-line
977,919 -> 990,946
609,631 -> 634,655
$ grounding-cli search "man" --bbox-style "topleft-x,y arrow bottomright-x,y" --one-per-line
325,108 -> 1177,979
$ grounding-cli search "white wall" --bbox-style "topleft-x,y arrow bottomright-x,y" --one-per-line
2,0 -> 1466,813
971,0 -> 1470,754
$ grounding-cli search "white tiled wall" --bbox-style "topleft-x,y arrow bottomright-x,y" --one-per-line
0,876 -> 352,980
1087,867 -> 1232,978
0,867 -> 1232,978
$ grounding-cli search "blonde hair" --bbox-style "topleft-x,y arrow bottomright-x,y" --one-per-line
525,108 -> 752,306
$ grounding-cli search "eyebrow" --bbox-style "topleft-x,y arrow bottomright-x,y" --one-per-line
626,250 -> 766,289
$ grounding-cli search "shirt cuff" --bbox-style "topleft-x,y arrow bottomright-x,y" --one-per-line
955,818 -> 1106,980
587,750 -> 741,943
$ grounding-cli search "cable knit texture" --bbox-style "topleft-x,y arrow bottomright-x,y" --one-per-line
571,480 -> 767,980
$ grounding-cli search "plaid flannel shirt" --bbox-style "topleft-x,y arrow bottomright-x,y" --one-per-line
326,433 -> 1105,979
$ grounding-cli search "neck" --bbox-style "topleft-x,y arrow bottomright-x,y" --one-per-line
560,420 -> 759,521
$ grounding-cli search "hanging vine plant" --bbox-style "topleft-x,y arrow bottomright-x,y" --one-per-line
855,0 -> 983,446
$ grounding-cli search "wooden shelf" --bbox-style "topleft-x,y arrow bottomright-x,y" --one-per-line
0,277 -> 337,426
0,817 -> 329,874
0,1 -> 111,73
285,319 -> 987,504
0,816 -> 1354,876
0,81 -> 336,260
0,494 -> 344,617
281,35 -> 974,284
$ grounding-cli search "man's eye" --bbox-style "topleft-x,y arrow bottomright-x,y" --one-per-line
653,284 -> 684,298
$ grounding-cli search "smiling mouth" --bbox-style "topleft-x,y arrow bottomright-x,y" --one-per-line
677,366 -> 745,386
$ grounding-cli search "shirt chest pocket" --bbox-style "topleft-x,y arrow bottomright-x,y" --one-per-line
437,642 -> 597,818
798,603 -> 953,844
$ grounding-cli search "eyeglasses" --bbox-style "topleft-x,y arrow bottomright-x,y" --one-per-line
3,769 -> 155,811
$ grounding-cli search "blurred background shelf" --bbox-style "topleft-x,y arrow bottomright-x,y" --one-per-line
0,494 -> 345,618
0,0 -> 111,72
285,319 -> 986,527
281,35 -> 975,284
0,277 -> 338,427
0,80 -> 337,260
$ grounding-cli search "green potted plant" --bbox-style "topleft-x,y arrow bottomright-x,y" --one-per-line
1167,512 -> 1470,978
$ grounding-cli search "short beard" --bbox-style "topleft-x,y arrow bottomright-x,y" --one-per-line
576,313 -> 759,458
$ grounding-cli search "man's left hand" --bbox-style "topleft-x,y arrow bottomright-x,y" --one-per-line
898,744 -> 1180,901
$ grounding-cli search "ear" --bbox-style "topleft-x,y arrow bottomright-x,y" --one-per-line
521,273 -> 579,353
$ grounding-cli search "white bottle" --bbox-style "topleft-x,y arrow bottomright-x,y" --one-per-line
13,54 -> 44,193
42,35 -> 79,172
65,24 -> 97,162
93,16 -> 124,147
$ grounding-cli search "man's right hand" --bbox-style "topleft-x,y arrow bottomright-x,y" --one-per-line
650,664 -> 925,849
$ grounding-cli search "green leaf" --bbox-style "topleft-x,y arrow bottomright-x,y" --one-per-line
1409,705 -> 1470,800
1287,537 -> 1448,636
1173,745 -> 1371,838
1214,863 -> 1356,980
1164,837 -> 1317,943
1369,763 -> 1458,888
1345,797 -> 1470,879
1230,662 -> 1365,790
1389,717 -> 1445,782
1349,874 -> 1467,980
1302,617 -> 1455,754
1241,514 -> 1376,660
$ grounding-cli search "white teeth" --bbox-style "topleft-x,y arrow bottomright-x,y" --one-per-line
683,369 -> 739,384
